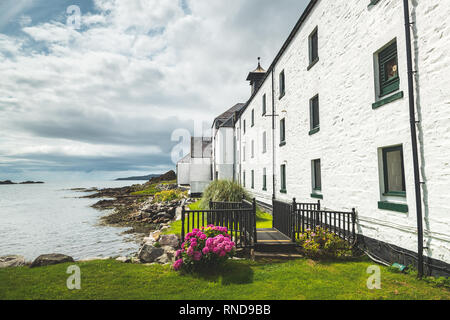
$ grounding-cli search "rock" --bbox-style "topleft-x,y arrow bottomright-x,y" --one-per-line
30,254 -> 74,268
162,246 -> 176,261
159,234 -> 179,248
150,231 -> 162,241
116,256 -> 131,263
0,255 -> 26,268
155,254 -> 170,264
79,256 -> 110,262
138,245 -> 165,263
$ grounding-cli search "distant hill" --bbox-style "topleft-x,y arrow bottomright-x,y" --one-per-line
115,174 -> 161,181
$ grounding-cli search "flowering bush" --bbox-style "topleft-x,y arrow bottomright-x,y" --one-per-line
173,225 -> 236,272
297,227 -> 352,259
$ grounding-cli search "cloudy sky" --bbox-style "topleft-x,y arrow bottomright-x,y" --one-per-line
0,0 -> 308,182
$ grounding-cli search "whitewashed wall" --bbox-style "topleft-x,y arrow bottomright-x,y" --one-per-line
239,77 -> 274,205
189,158 -> 212,194
412,0 -> 450,263
234,0 -> 450,264
213,127 -> 235,180
177,162 -> 190,185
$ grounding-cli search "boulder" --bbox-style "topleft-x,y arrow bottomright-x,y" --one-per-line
162,246 -> 176,261
0,255 -> 26,268
30,254 -> 74,268
155,254 -> 170,264
138,245 -> 165,263
159,234 -> 179,248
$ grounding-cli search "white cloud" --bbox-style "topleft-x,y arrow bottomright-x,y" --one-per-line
0,0 -> 309,179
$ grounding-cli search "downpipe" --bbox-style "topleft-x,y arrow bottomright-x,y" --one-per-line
403,0 -> 424,278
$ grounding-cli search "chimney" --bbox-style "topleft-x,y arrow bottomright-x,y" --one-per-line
246,57 -> 266,95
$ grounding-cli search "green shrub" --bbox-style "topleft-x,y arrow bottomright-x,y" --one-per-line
153,190 -> 186,203
199,180 -> 249,209
297,227 -> 353,259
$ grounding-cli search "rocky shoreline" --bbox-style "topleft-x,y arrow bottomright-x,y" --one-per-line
0,171 -> 195,269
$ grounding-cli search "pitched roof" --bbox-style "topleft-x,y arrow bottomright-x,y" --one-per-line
213,103 -> 245,128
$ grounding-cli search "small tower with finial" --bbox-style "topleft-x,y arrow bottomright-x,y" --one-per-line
246,57 -> 266,95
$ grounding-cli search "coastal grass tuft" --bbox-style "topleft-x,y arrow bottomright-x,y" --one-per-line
0,258 -> 448,300
199,180 -> 250,209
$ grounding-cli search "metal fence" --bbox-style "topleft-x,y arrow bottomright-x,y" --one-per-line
181,199 -> 257,248
273,198 -> 357,245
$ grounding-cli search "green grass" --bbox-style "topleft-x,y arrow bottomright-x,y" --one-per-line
162,201 -> 273,235
131,184 -> 160,196
0,258 -> 448,300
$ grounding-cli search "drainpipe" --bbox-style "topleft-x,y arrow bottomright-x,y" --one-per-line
403,0 -> 424,278
271,70 -> 276,200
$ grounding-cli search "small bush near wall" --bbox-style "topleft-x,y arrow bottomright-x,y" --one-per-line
297,228 -> 353,260
200,180 -> 249,209
173,226 -> 236,273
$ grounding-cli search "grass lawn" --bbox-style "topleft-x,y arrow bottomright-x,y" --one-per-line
0,258 -> 448,300
162,201 -> 273,235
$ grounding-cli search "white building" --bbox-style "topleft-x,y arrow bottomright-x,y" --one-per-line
180,0 -> 450,276
176,137 -> 213,196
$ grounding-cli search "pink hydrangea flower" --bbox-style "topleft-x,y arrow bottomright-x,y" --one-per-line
173,259 -> 183,270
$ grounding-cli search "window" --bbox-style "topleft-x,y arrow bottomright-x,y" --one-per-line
280,164 -> 287,193
308,27 -> 319,69
243,146 -> 246,162
262,131 -> 267,154
262,94 -> 267,116
243,120 -> 246,134
312,159 -> 322,191
280,118 -> 286,146
243,171 -> 246,188
263,168 -> 267,191
279,70 -> 285,99
309,95 -> 320,135
378,41 -> 399,97
251,170 -> 254,189
382,146 -> 406,196
251,109 -> 255,127
251,140 -> 255,158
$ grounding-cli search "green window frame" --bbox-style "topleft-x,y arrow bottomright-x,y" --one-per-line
312,159 -> 322,191
279,70 -> 285,99
378,41 -> 400,97
309,95 -> 320,134
263,168 -> 267,191
251,170 -> 254,189
308,27 -> 319,69
280,118 -> 286,146
382,145 -> 406,197
262,94 -> 267,116
280,164 -> 287,193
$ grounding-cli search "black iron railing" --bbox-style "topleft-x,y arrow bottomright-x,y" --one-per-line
181,199 -> 257,248
273,198 -> 357,245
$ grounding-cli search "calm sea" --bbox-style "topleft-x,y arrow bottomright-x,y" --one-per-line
0,181 -> 143,261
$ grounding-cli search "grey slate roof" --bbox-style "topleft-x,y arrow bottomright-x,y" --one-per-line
212,103 -> 245,129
